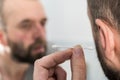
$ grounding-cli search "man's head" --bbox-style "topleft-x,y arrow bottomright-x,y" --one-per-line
87,0 -> 120,80
0,0 -> 47,64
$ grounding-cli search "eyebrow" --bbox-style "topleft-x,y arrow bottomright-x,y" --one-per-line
18,17 -> 47,25
18,19 -> 32,26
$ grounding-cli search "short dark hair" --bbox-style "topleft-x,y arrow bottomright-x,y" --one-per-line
0,0 -> 5,29
88,0 -> 120,34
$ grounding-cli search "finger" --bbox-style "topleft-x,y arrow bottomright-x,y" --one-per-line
55,66 -> 66,80
49,68 -> 55,77
48,77 -> 55,80
35,48 -> 73,69
33,48 -> 73,80
71,45 -> 86,80
33,66 -> 49,80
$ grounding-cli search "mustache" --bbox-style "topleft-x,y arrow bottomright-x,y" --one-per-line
29,38 -> 46,50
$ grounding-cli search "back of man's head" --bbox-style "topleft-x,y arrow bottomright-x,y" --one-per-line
88,0 -> 120,32
87,0 -> 120,80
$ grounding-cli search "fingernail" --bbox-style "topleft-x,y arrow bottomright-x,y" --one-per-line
73,45 -> 83,56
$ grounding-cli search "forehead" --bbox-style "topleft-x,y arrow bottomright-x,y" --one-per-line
3,0 -> 46,24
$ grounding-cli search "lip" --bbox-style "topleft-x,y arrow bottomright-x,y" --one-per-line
32,45 -> 45,55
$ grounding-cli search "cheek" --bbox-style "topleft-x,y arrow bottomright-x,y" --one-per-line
7,31 -> 30,48
14,32 -> 28,42
6,28 -> 28,42
6,27 -> 34,49
14,32 -> 32,48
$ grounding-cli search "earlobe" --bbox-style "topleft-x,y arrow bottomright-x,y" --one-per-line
0,30 -> 7,46
95,19 -> 115,60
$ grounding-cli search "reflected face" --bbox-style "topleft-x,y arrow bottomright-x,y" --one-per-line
3,0 -> 47,64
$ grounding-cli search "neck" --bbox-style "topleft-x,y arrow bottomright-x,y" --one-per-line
0,54 -> 30,80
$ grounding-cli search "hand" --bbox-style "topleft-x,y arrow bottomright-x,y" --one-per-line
33,45 -> 86,80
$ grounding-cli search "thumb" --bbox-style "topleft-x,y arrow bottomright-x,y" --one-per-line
71,45 -> 86,80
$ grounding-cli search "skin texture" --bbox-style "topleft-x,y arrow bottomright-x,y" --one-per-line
33,45 -> 86,80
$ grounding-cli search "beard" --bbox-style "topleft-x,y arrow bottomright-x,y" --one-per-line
7,38 -> 47,64
94,37 -> 120,80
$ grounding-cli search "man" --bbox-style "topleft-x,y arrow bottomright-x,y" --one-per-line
0,0 -> 47,80
87,0 -> 120,80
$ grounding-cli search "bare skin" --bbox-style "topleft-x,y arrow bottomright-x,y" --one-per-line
34,45 -> 86,80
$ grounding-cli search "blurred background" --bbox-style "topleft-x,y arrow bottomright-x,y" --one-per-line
41,0 -> 108,80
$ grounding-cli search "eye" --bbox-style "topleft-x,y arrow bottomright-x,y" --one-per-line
40,20 -> 46,27
22,23 -> 31,29
40,18 -> 47,27
19,22 -> 33,30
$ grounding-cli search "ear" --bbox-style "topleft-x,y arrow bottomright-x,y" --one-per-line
0,29 -> 7,46
95,19 -> 115,61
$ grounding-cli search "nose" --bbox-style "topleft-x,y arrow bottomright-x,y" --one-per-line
32,23 -> 45,39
